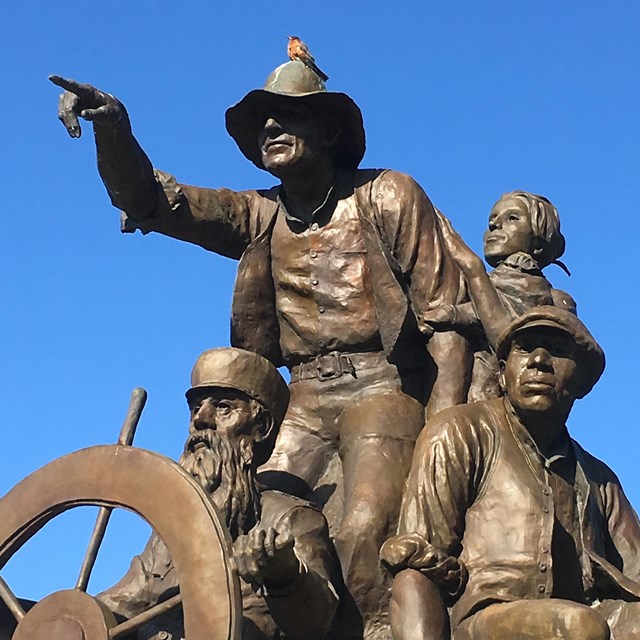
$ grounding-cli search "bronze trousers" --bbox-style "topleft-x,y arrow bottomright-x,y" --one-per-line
260,352 -> 427,628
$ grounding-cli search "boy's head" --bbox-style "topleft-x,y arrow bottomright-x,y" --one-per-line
483,190 -> 566,269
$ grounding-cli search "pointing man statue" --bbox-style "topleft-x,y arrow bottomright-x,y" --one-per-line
51,52 -> 469,633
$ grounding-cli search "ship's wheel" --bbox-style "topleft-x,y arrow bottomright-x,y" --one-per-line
0,389 -> 241,639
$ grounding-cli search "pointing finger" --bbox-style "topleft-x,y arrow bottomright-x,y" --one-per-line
49,75 -> 105,108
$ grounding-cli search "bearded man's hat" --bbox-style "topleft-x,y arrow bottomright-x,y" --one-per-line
225,60 -> 365,171
187,348 -> 289,429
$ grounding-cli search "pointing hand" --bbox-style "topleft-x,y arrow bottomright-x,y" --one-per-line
49,75 -> 126,138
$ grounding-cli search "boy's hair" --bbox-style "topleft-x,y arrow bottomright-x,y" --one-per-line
498,190 -> 566,268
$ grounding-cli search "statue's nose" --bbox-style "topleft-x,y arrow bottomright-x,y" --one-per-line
193,399 -> 217,430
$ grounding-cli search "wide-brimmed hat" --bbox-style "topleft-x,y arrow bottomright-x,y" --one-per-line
225,60 -> 365,170
496,306 -> 605,398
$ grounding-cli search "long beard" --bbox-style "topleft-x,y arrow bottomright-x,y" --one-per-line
179,429 -> 261,539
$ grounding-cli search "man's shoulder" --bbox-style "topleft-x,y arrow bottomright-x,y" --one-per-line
350,168 -> 425,195
418,398 -> 505,448
252,184 -> 281,201
571,439 -> 622,486
428,397 -> 506,430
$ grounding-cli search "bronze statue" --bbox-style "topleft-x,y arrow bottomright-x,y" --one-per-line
382,307 -> 640,639
99,347 -> 339,640
50,57 -> 470,634
0,390 -> 242,640
422,191 -> 576,401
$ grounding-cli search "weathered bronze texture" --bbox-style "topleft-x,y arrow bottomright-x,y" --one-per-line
99,348 -> 339,640
11,590 -> 116,640
383,307 -> 640,639
0,444 -> 242,639
39,48 -> 640,639
50,59 -> 471,637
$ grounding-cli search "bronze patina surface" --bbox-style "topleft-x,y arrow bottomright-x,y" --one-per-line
0,40 -> 632,640
382,307 -> 640,639
99,348 -> 339,640
49,57 -> 471,637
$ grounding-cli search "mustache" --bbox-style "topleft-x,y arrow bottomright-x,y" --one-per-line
185,428 -> 220,454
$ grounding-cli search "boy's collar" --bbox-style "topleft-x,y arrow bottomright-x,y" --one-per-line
499,252 -> 542,274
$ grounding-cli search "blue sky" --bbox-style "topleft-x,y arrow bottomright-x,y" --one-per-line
1,0 -> 639,603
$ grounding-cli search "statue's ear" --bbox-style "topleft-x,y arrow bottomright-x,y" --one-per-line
498,359 -> 507,393
253,410 -> 276,446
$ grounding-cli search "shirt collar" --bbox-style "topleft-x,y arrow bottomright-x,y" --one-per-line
499,252 -> 543,275
277,180 -> 339,225
503,397 -> 571,468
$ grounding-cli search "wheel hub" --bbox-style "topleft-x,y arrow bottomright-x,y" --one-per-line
12,589 -> 115,640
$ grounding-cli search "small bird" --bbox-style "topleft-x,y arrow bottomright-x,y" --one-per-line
287,36 -> 329,82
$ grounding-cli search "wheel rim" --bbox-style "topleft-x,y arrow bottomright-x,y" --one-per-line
0,445 -> 241,639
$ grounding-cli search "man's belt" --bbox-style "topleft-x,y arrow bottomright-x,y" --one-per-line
289,351 -> 384,382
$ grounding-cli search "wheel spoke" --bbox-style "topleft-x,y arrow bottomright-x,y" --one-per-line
75,387 -> 147,591
109,593 -> 182,639
0,574 -> 25,622
75,507 -> 113,591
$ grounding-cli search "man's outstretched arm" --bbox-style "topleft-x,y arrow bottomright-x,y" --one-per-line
51,76 -> 255,258
51,75 -> 159,218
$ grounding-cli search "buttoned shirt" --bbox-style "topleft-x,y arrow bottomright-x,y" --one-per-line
119,168 -> 465,368
271,183 -> 382,363
398,397 -> 640,628
541,436 -> 586,601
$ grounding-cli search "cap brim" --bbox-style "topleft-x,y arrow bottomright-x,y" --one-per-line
496,308 -> 605,397
186,382 -> 251,402
225,89 -> 365,170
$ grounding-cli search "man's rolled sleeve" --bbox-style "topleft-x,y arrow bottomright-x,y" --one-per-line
602,473 -> 640,583
121,169 -> 256,260
398,407 -> 493,558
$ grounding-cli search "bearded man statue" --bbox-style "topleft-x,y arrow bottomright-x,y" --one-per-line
99,348 -> 339,640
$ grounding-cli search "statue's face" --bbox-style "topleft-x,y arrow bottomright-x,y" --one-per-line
502,327 -> 581,418
484,196 -> 535,267
187,389 -> 257,443
257,102 -> 332,177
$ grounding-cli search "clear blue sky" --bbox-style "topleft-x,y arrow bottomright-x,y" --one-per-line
1,0 -> 639,603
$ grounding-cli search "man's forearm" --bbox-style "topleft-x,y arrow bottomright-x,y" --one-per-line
93,116 -> 158,218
